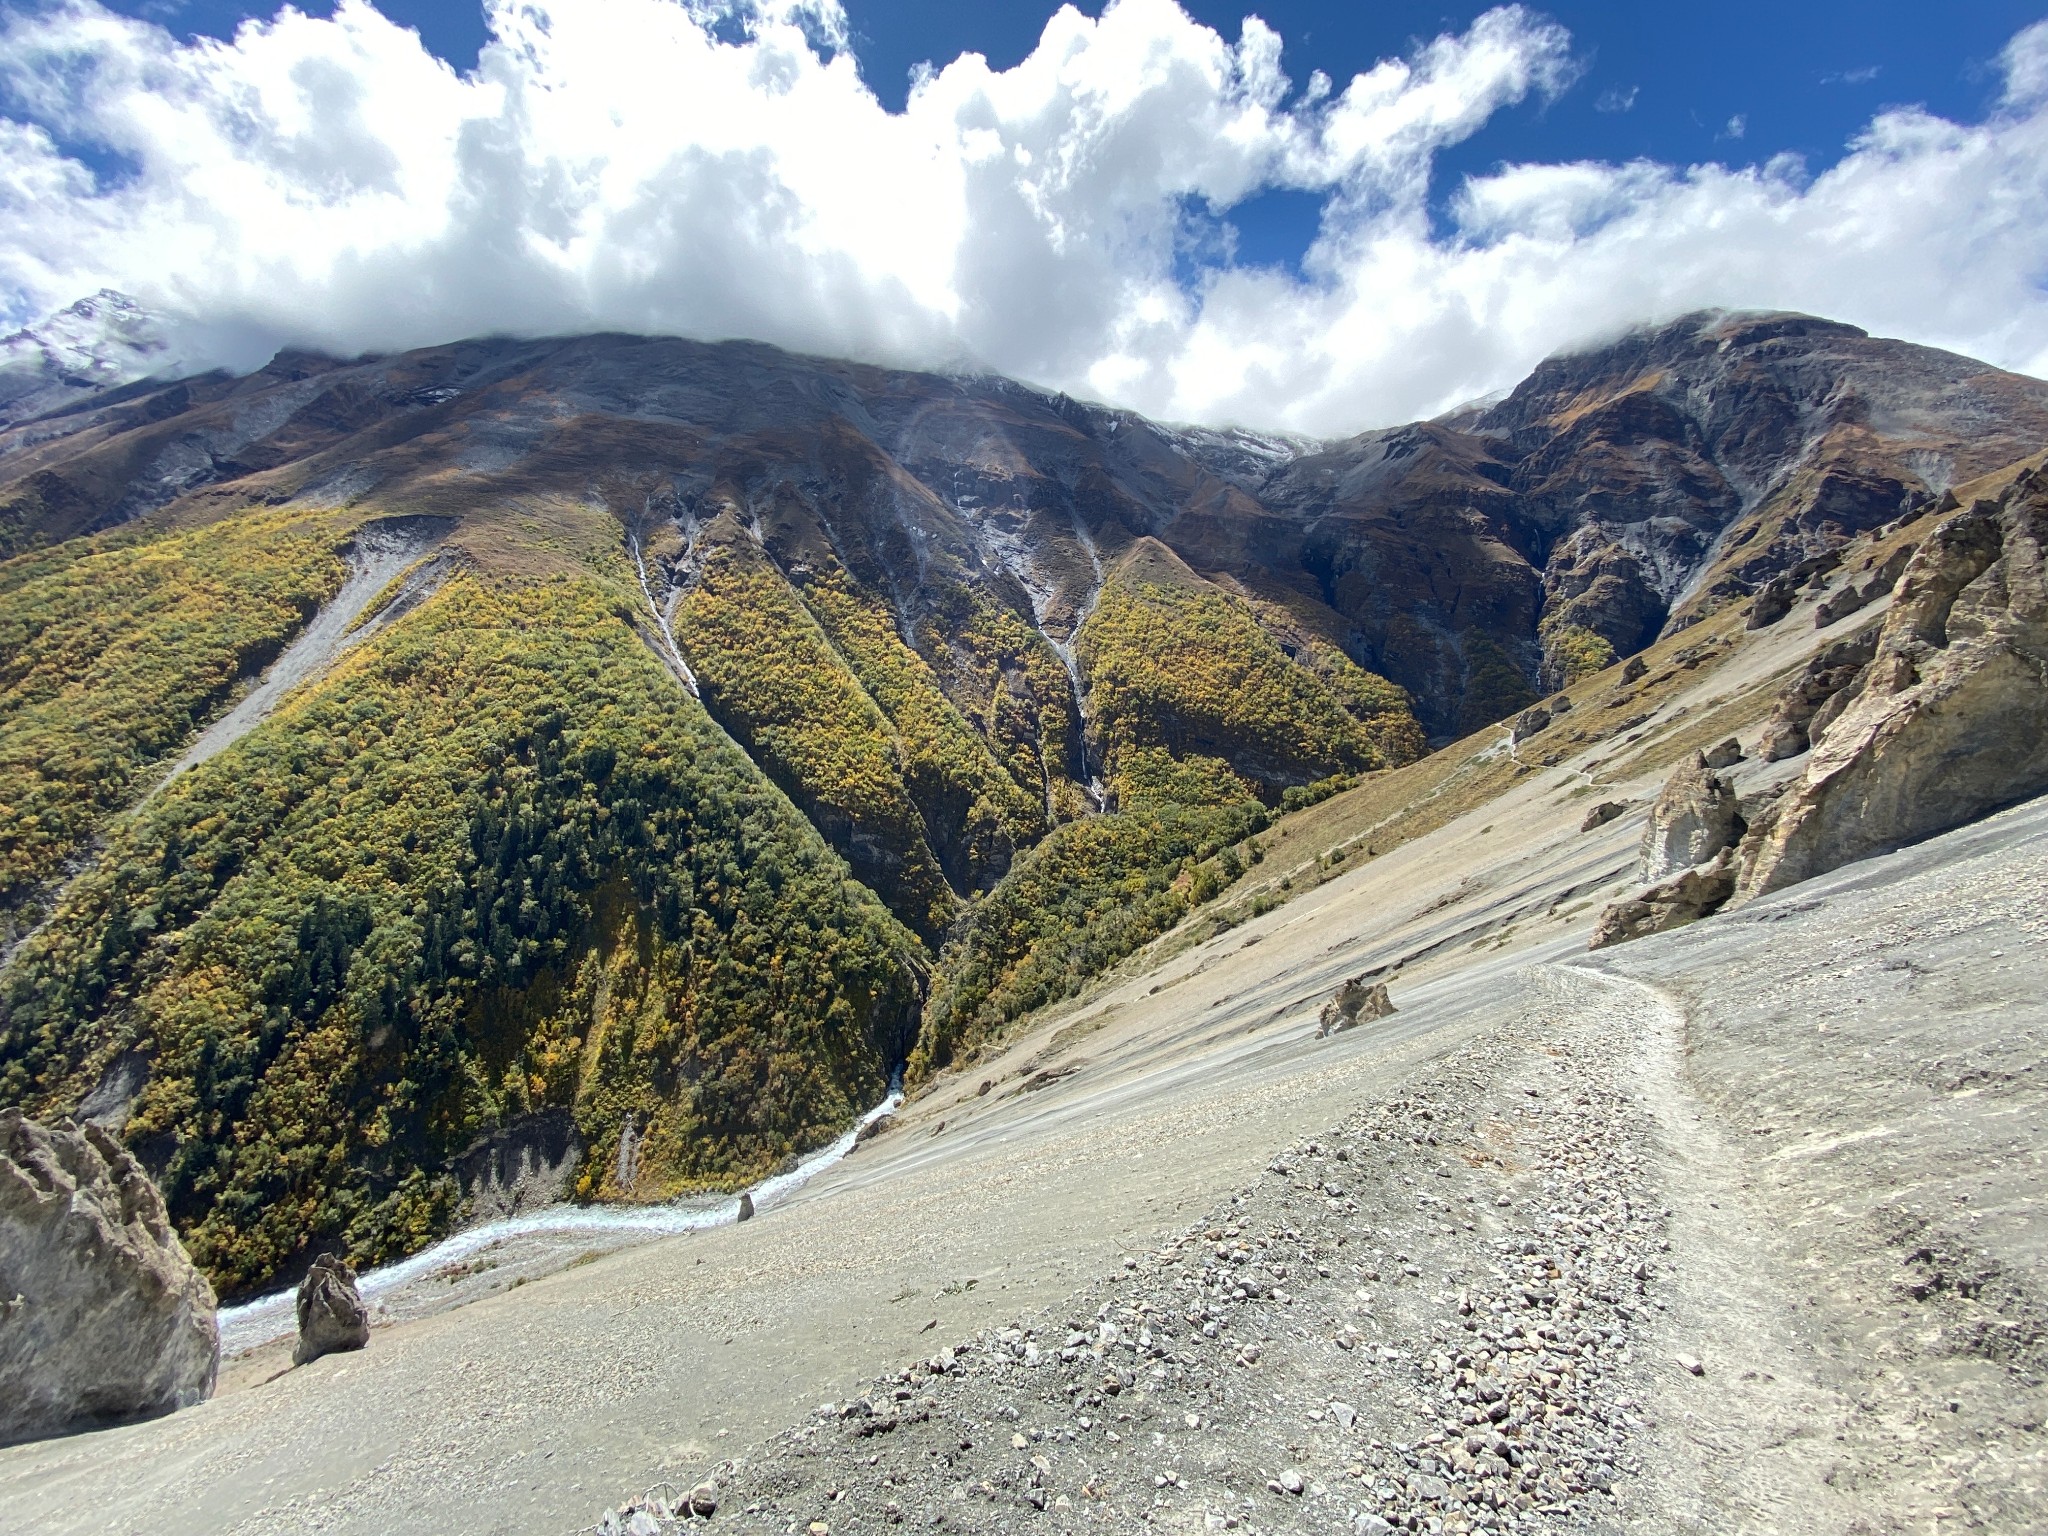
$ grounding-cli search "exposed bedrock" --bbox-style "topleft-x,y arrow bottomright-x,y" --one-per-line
0,1110 -> 218,1445
11,309 -> 2043,744
455,1109 -> 584,1226
1757,627 -> 1881,761
1737,476 -> 2048,899
1639,751 -> 1744,883
1593,476 -> 2048,950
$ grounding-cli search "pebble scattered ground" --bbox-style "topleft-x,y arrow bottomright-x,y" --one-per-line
582,975 -> 1681,1536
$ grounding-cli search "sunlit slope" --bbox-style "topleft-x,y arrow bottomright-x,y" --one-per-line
0,565 -> 922,1295
0,513 -> 346,932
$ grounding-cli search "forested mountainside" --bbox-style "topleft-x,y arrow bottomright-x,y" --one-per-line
1,307 -> 2041,1295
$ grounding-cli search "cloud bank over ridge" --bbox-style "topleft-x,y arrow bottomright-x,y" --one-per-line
3,0 -> 2047,435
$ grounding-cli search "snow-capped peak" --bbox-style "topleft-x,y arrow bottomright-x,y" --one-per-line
0,289 -> 177,427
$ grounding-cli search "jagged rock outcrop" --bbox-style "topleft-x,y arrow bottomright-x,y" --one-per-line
1580,801 -> 1627,832
1510,705 -> 1551,743
1589,751 -> 1746,946
0,1111 -> 218,1444
455,1110 -> 583,1225
1638,752 -> 1744,882
1815,541 -> 1917,628
293,1253 -> 370,1366
1737,479 -> 2048,900
1748,577 -> 1798,630
1756,627 -> 1882,761
1588,851 -> 1738,950
1317,978 -> 1395,1037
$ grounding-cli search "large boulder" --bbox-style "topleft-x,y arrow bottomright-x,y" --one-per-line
1737,479 -> 2048,900
1747,575 -> 1798,629
0,1111 -> 218,1444
1317,978 -> 1395,1037
1702,736 -> 1744,770
293,1253 -> 370,1366
1589,852 -> 1739,949
1638,752 -> 1743,883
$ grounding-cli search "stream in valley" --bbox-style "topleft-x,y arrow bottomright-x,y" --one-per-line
217,1090 -> 903,1356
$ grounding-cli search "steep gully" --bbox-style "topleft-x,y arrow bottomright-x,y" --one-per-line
156,518 -> 449,793
0,517 -> 446,978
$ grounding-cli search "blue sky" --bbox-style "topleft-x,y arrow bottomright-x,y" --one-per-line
75,0 -> 2048,275
5,0 -> 2048,431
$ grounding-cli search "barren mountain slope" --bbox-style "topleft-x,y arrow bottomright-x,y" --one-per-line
6,310 -> 2043,740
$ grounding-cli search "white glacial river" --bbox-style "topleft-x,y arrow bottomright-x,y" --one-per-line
217,1090 -> 903,1355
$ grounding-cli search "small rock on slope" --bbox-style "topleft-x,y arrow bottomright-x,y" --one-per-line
1579,800 -> 1627,832
1317,978 -> 1395,1036
294,1253 -> 370,1366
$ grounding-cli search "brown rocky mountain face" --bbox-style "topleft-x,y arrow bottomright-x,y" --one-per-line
1470,313 -> 2048,683
3,311 -> 2042,753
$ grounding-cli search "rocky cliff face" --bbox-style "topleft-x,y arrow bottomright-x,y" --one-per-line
0,1111 -> 218,1444
1469,313 -> 2048,688
1738,471 -> 2048,898
3,310 -> 2041,748
1590,468 -> 2048,948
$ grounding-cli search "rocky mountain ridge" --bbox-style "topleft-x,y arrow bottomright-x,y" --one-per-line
5,306 -> 2043,750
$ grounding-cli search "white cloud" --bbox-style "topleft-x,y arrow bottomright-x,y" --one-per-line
1,0 -> 2046,435
1594,84 -> 1637,113
2003,19 -> 2048,106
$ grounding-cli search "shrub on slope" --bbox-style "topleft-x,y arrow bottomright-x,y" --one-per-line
796,572 -> 1048,891
1078,572 -> 1420,799
672,536 -> 958,940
